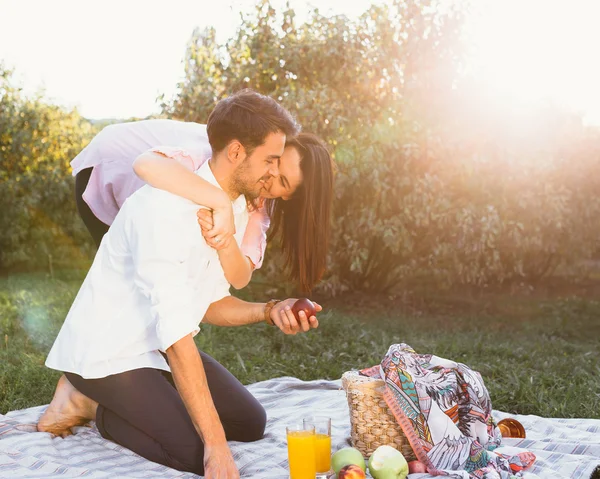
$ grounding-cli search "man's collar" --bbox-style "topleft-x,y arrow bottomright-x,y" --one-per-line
196,160 -> 247,215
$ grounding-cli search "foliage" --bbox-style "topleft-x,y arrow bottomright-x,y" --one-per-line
163,0 -> 600,293
328,115 -> 600,292
2,0 -> 599,293
0,64 -> 96,271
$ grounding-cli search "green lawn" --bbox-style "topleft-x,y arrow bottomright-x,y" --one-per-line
1,270 -> 599,418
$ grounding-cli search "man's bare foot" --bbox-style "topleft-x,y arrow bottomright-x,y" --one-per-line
37,375 -> 98,438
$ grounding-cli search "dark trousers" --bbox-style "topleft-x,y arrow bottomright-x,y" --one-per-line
74,167 -> 110,248
65,351 -> 266,476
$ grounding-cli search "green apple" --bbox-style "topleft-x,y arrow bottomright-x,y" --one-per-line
368,445 -> 409,479
331,447 -> 366,475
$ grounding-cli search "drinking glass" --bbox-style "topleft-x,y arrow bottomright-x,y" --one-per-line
286,423 -> 316,479
303,416 -> 332,478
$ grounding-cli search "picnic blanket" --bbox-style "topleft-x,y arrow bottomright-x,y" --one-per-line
0,377 -> 598,478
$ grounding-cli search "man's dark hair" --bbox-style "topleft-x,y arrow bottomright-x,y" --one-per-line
206,89 -> 299,156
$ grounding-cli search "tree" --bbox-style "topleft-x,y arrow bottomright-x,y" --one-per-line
0,64 -> 95,271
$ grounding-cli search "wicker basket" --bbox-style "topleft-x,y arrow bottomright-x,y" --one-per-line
342,371 -> 415,461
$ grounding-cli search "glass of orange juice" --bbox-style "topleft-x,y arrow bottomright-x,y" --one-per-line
303,417 -> 332,478
286,423 -> 316,479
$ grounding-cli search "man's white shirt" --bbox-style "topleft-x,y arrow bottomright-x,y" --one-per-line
46,161 -> 248,379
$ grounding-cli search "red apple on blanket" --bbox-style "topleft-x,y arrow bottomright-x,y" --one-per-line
368,445 -> 409,479
331,447 -> 366,475
291,298 -> 317,320
408,460 -> 427,474
338,464 -> 366,479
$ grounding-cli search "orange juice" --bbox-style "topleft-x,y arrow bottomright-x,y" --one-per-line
287,430 -> 316,479
315,433 -> 331,473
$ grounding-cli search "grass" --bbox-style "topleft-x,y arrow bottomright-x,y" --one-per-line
1,269 -> 599,418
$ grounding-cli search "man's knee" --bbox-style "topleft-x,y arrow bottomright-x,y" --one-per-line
163,437 -> 205,475
161,406 -> 265,475
238,401 -> 267,442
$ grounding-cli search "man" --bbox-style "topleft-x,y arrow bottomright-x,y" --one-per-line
37,90 -> 316,479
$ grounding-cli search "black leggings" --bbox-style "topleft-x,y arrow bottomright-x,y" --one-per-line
65,351 -> 266,476
74,167 -> 110,248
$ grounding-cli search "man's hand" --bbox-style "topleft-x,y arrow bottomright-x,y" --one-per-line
204,444 -> 239,479
270,299 -> 322,335
166,335 -> 236,479
197,208 -> 235,250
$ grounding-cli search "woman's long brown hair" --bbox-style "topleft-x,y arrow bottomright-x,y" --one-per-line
266,133 -> 335,292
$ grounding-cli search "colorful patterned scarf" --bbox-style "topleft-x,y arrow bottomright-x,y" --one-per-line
361,344 -> 536,478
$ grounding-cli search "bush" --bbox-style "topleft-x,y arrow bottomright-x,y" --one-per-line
0,65 -> 96,271
327,123 -> 600,293
2,2 -> 599,295
162,0 -> 600,294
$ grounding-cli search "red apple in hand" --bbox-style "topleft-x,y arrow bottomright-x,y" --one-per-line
338,464 -> 366,479
291,298 -> 316,320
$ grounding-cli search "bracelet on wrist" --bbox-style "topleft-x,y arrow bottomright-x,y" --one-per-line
264,299 -> 281,326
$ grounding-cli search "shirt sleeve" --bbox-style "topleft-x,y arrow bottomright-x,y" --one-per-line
240,205 -> 270,269
149,145 -> 207,171
128,193 -> 205,352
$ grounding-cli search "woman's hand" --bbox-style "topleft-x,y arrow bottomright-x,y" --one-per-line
204,444 -> 240,479
197,206 -> 235,251
270,299 -> 322,335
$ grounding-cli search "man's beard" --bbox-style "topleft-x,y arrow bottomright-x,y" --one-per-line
230,161 -> 261,200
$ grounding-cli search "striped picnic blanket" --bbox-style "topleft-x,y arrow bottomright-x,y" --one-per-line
0,377 -> 598,478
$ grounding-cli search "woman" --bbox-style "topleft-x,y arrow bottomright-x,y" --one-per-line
74,119 -> 334,291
